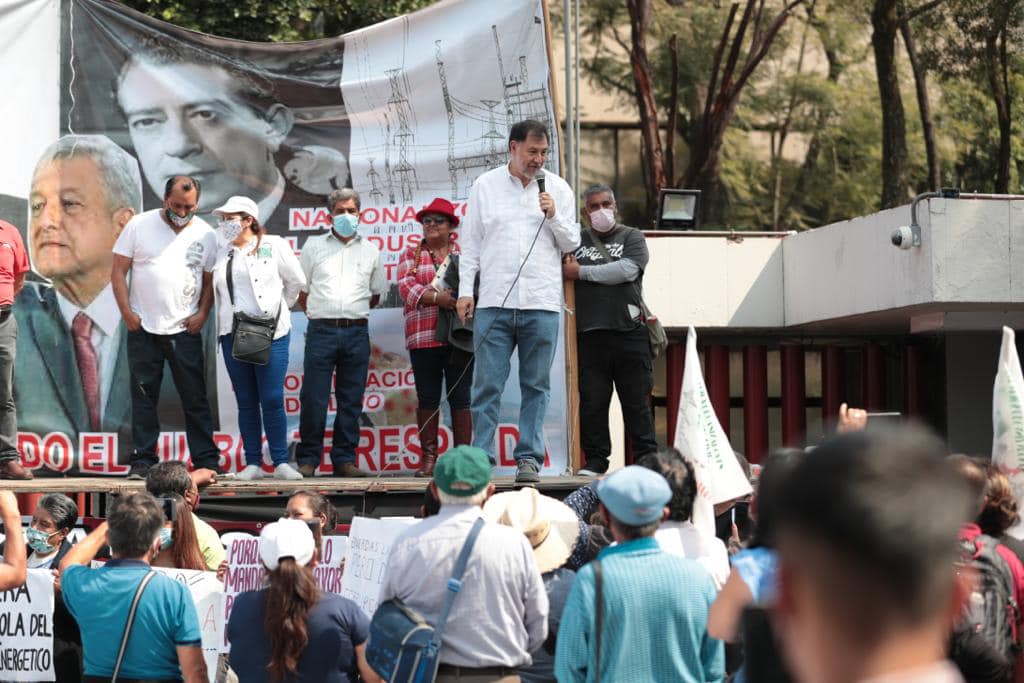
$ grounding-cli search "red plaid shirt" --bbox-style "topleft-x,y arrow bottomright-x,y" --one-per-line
397,243 -> 460,350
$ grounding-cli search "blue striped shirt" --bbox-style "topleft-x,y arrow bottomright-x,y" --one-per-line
555,537 -> 725,683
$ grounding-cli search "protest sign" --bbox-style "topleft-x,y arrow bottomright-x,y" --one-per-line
993,326 -> 1024,539
151,568 -> 223,683
221,534 -> 351,650
673,327 -> 753,537
341,517 -> 417,617
0,569 -> 55,682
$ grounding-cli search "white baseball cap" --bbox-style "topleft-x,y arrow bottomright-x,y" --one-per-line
259,519 -> 314,570
212,195 -> 259,222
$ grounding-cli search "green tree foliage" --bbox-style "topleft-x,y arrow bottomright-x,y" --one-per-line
118,0 -> 435,42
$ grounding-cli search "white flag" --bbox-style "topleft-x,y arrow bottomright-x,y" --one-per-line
673,327 -> 753,537
992,326 -> 1024,539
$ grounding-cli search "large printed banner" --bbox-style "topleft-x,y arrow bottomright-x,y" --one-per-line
0,0 -> 568,476
0,569 -> 56,682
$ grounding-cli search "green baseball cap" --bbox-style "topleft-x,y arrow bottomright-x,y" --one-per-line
434,446 -> 492,496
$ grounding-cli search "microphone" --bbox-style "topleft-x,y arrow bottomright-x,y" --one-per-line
536,174 -> 545,194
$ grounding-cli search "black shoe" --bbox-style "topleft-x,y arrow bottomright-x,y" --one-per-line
578,460 -> 609,477
515,459 -> 541,484
127,462 -> 151,480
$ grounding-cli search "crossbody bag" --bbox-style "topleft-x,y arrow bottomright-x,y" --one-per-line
226,250 -> 280,366
585,230 -> 668,358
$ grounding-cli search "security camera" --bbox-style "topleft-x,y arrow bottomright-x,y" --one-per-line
891,225 -> 915,249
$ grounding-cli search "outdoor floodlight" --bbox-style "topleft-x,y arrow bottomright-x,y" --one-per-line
656,189 -> 701,230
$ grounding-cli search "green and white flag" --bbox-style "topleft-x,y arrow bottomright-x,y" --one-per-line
673,327 -> 753,537
993,326 -> 1024,539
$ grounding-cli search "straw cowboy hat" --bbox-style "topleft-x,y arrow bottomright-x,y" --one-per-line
482,487 -> 580,573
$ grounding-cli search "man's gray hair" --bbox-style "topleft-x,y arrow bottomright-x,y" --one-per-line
327,188 -> 361,212
33,135 -> 143,214
436,488 -> 489,507
583,183 -> 615,205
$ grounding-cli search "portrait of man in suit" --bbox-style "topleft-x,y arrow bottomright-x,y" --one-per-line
15,134 -> 142,445
114,37 -> 340,235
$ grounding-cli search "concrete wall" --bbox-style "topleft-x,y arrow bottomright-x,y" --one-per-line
640,198 -> 1024,332
644,235 -> 785,329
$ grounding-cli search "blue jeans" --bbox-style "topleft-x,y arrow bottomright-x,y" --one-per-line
296,321 -> 370,468
220,333 -> 290,466
126,329 -> 219,469
471,308 -> 559,465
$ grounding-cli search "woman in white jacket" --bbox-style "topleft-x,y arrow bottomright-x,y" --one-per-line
212,196 -> 306,480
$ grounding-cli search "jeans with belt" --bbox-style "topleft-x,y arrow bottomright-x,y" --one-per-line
471,308 -> 559,465
296,319 -> 370,469
220,332 -> 290,466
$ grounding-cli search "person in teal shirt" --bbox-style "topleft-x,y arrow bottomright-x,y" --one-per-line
555,466 -> 724,683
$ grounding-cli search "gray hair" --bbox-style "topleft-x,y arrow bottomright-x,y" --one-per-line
33,135 -> 142,214
327,188 -> 361,212
436,488 -> 489,507
38,493 -> 79,531
583,184 -> 615,206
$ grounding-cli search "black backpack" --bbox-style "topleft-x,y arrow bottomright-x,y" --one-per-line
959,528 -> 1020,664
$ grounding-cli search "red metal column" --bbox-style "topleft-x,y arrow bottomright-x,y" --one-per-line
903,345 -> 921,418
15,492 -> 41,519
781,346 -> 806,447
705,345 -> 731,434
665,342 -> 686,445
821,346 -> 845,423
743,346 -> 769,464
862,343 -> 886,411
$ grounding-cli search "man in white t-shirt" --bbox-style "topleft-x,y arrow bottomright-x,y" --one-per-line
111,175 -> 221,479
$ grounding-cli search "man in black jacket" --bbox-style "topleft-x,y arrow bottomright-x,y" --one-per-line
563,185 -> 658,475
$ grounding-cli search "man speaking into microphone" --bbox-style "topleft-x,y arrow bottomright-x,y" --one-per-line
457,120 -> 580,483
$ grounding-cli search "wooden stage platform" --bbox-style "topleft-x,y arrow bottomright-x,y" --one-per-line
5,476 -> 593,522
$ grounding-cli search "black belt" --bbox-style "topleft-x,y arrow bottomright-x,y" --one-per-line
436,664 -> 517,676
313,317 -> 367,327
0,308 -> 12,322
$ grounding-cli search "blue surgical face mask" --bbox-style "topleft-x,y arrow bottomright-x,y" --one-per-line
332,213 -> 359,238
25,527 -> 57,554
159,527 -> 173,551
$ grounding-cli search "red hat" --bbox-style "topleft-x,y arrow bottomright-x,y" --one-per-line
415,198 -> 460,228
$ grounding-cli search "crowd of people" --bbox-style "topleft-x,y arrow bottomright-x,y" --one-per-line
0,422 -> 1016,683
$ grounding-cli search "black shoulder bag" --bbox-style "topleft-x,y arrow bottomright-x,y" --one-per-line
227,250 -> 279,366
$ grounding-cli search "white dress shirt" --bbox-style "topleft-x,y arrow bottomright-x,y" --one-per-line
459,166 -> 580,312
654,520 -> 731,590
57,283 -> 122,415
379,505 -> 549,668
299,232 -> 387,320
212,234 -> 306,339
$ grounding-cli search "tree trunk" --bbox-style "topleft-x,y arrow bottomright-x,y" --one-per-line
625,0 -> 667,220
900,16 -> 941,191
986,25 -> 1011,193
871,0 -> 909,208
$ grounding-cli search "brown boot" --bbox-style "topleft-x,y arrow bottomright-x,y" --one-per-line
415,409 -> 440,478
451,409 -> 473,446
0,459 -> 33,480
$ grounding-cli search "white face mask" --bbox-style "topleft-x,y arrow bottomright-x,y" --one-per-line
589,207 -> 616,233
218,219 -> 243,242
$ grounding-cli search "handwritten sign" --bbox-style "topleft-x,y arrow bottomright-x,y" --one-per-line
0,569 -> 55,681
341,517 -> 416,617
221,534 -> 350,651
151,568 -> 223,683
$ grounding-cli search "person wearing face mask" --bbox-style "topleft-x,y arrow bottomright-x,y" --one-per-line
562,184 -> 658,476
151,494 -> 208,571
59,492 -> 207,682
295,188 -> 387,478
112,174 -> 223,480
211,196 -> 306,480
